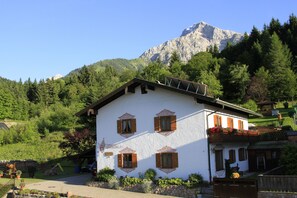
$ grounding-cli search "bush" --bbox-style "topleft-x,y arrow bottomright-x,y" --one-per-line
108,176 -> 120,189
157,177 -> 184,188
0,184 -> 14,198
144,168 -> 157,181
288,110 -> 296,118
280,144 -> 297,175
121,176 -> 143,187
141,179 -> 153,193
242,99 -> 257,112
187,173 -> 203,188
282,117 -> 297,130
96,167 -> 116,182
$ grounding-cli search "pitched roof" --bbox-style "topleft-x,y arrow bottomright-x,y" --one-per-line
76,78 -> 262,117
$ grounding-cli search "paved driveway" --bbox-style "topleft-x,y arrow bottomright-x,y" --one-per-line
26,174 -> 177,198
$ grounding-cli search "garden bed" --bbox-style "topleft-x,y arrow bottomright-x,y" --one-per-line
86,181 -> 201,197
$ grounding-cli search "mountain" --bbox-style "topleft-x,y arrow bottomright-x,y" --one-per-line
69,22 -> 243,75
68,58 -> 149,76
140,21 -> 244,64
88,58 -> 148,72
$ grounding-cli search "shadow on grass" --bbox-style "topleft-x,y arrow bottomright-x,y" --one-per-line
1,158 -> 93,186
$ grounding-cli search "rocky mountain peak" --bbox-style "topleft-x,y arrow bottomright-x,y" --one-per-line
180,21 -> 209,37
140,22 -> 243,64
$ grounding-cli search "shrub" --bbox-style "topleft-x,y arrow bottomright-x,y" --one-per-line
288,110 -> 296,118
144,168 -> 157,181
282,117 -> 297,130
157,177 -> 184,188
0,184 -> 14,198
108,176 -> 120,189
187,173 -> 203,188
242,99 -> 257,112
141,179 -> 153,193
121,176 -> 143,187
280,144 -> 297,175
96,167 -> 116,182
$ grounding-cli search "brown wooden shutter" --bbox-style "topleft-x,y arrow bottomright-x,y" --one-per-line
118,154 -> 123,168
154,117 -> 160,132
132,153 -> 137,168
229,150 -> 233,162
214,115 -> 218,127
227,118 -> 233,128
238,120 -> 243,130
131,119 -> 136,133
229,150 -> 236,163
172,152 -> 178,168
219,116 -> 222,127
117,120 -> 122,134
170,115 -> 177,131
156,153 -> 161,168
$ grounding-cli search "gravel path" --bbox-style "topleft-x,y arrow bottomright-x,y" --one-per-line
26,174 -> 177,198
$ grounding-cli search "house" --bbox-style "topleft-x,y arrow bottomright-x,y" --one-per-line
77,77 -> 261,182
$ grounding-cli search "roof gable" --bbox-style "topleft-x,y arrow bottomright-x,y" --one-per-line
76,78 -> 262,117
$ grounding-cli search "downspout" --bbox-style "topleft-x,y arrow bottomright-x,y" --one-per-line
206,105 -> 224,183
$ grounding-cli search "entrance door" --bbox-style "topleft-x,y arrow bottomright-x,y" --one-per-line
215,150 -> 224,171
257,155 -> 266,170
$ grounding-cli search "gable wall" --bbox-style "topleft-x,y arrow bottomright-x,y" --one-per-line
96,86 -> 210,180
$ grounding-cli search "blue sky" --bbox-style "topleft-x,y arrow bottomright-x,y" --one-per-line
0,0 -> 296,81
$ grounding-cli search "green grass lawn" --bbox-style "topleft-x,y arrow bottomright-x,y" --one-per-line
249,102 -> 296,128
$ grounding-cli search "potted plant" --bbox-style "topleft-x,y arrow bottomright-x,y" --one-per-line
19,179 -> 25,190
16,170 -> 22,179
0,170 -> 3,177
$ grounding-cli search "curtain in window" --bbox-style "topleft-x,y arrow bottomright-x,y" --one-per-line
122,120 -> 131,133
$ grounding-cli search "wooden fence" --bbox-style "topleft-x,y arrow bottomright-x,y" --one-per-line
258,175 -> 297,192
213,178 -> 258,198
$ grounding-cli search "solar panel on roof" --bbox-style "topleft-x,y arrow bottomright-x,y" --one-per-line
164,77 -> 207,96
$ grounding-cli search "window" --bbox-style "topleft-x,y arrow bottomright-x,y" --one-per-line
156,152 -> 178,169
229,149 -> 236,163
238,120 -> 244,130
122,119 -> 131,133
238,148 -> 247,161
227,118 -> 234,128
118,153 -> 137,168
215,150 -> 224,171
214,115 -> 222,127
117,119 -> 136,134
154,115 -> 176,132
160,116 -> 171,131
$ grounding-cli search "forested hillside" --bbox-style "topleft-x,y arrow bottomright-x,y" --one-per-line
0,15 -> 296,149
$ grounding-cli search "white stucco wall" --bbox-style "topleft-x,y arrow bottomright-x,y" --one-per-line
96,86 -> 210,181
204,105 -> 250,179
209,143 -> 249,178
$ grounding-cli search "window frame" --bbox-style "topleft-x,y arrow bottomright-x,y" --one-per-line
156,152 -> 178,169
214,115 -> 222,127
121,119 -> 132,134
123,153 -> 133,168
238,148 -> 247,161
118,153 -> 137,168
238,120 -> 244,130
117,118 -> 136,134
215,150 -> 224,171
227,117 -> 234,128
229,149 -> 236,163
160,116 -> 172,132
154,115 -> 176,132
